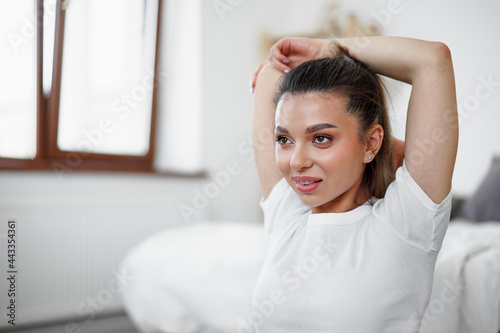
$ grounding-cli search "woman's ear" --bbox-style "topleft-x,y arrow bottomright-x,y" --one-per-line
364,124 -> 384,163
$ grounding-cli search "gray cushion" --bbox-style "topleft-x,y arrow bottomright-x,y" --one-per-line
457,157 -> 500,222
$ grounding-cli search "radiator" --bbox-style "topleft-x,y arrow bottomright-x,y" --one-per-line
0,174 -> 210,329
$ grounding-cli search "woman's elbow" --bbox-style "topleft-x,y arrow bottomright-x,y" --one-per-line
429,42 -> 453,67
258,63 -> 283,82
254,63 -> 284,96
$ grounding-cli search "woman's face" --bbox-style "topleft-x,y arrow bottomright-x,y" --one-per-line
275,92 -> 368,214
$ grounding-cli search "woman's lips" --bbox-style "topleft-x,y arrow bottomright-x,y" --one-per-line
293,178 -> 323,193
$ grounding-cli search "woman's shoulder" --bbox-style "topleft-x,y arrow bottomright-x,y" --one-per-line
371,159 -> 452,252
259,177 -> 290,213
260,177 -> 310,236
260,177 -> 309,214
389,159 -> 452,208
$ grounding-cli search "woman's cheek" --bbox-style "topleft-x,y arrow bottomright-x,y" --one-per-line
275,150 -> 288,173
314,148 -> 337,168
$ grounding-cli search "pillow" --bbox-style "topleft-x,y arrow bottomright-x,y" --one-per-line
456,156 -> 500,222
449,197 -> 465,220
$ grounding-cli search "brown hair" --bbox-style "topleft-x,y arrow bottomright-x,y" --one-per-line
274,45 -> 394,205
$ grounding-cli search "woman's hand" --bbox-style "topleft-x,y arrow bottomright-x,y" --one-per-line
250,37 -> 332,92
267,37 -> 330,72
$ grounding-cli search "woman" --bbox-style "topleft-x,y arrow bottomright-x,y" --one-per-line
247,37 -> 458,332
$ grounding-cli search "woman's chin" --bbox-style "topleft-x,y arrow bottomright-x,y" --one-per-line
296,194 -> 323,208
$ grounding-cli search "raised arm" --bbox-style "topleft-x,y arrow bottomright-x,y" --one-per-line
252,64 -> 284,199
251,38 -> 335,199
332,37 -> 458,204
260,36 -> 458,204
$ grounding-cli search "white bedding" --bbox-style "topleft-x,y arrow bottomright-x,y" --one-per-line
422,219 -> 500,333
120,221 -> 266,333
120,219 -> 500,333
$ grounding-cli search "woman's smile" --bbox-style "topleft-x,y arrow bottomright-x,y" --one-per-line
293,176 -> 323,192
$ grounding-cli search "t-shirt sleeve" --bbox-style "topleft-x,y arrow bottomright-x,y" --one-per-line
259,177 -> 310,241
372,159 -> 453,253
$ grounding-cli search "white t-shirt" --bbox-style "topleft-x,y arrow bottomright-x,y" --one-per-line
249,160 -> 452,333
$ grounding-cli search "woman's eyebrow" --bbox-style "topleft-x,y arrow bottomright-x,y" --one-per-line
275,125 -> 289,134
275,123 -> 337,135
305,123 -> 337,134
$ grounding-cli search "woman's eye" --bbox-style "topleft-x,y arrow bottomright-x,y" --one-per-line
314,135 -> 331,144
276,136 -> 290,145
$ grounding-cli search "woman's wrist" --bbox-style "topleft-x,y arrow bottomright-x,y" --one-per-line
318,39 -> 340,58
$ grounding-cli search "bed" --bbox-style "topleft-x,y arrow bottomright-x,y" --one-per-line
119,157 -> 500,333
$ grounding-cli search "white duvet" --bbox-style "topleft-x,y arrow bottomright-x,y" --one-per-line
120,219 -> 500,333
421,219 -> 500,333
120,221 -> 266,333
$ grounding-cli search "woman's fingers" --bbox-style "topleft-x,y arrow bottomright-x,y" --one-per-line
269,37 -> 327,73
269,38 -> 292,73
251,37 -> 326,92
268,56 -> 291,74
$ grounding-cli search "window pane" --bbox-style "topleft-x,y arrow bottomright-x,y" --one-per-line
58,0 -> 158,156
0,0 -> 36,159
43,0 -> 56,95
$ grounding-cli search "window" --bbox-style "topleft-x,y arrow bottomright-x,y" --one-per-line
0,0 -> 37,159
0,0 -> 163,175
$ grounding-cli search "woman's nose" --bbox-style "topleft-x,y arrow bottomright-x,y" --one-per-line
290,144 -> 313,171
